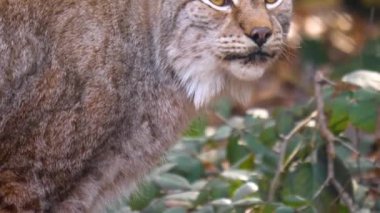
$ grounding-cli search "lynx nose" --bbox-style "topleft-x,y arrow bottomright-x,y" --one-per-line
250,27 -> 272,47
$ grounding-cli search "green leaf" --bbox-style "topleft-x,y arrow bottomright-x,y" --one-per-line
281,163 -> 314,201
128,182 -> 159,211
316,146 -> 353,196
152,163 -> 177,175
284,134 -> 306,162
141,199 -> 166,213
213,98 -> 233,118
244,133 -> 277,159
275,110 -> 295,136
195,179 -> 231,206
211,198 -> 232,206
314,145 -> 354,212
153,173 -> 192,191
194,206 -> 215,213
222,170 -> 252,182
231,154 -> 255,170
327,94 -> 351,134
233,197 -> 263,207
232,182 -> 259,201
227,135 -> 250,165
212,126 -> 233,141
210,199 -> 233,213
282,195 -> 309,208
184,116 -> 207,137
347,158 -> 379,174
169,154 -> 204,182
163,208 -> 187,213
165,192 -> 200,202
243,133 -> 278,177
349,89 -> 380,133
349,102 -> 378,133
375,200 -> 380,212
172,138 -> 202,154
259,126 -> 278,148
275,206 -> 295,213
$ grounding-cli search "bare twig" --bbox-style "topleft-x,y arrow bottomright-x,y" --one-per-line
352,128 -> 363,184
215,113 -> 230,125
331,179 -> 357,210
268,111 -> 317,201
321,75 -> 337,87
312,178 -> 331,200
314,72 -> 357,213
335,138 -> 360,156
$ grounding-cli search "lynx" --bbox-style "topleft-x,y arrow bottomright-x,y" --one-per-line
0,0 -> 293,212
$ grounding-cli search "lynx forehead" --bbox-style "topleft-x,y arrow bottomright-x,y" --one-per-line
168,0 -> 293,108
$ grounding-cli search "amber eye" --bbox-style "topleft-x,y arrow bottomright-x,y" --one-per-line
265,0 -> 283,10
201,0 -> 233,11
210,0 -> 226,6
265,0 -> 278,3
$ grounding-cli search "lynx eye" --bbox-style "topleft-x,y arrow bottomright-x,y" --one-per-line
200,0 -> 233,12
210,0 -> 227,6
265,0 -> 283,10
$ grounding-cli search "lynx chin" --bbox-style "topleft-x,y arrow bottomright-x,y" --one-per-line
0,0 -> 292,212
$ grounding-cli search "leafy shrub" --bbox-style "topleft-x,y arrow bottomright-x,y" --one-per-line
109,71 -> 380,213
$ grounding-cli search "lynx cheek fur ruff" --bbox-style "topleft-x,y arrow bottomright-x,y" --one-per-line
0,0 -> 292,212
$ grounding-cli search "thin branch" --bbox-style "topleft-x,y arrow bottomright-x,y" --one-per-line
321,75 -> 337,87
284,111 -> 318,142
268,111 -> 317,201
352,128 -> 363,184
335,138 -> 360,156
314,72 -> 357,212
312,178 -> 332,200
331,179 -> 357,210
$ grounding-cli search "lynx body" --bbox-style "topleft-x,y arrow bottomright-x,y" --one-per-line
0,0 -> 292,212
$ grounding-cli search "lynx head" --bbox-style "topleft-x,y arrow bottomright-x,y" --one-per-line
166,0 -> 293,108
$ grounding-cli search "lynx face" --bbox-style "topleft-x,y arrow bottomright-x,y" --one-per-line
167,0 -> 293,107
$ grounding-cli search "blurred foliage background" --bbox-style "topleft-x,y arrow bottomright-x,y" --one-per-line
109,0 -> 380,212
